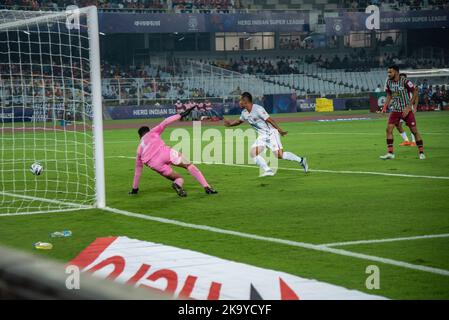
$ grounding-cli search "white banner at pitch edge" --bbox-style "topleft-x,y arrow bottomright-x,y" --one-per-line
68,236 -> 387,300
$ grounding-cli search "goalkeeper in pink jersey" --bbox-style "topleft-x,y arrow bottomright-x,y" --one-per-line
129,106 -> 217,197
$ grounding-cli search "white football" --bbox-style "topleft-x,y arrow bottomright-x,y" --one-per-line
30,162 -> 43,176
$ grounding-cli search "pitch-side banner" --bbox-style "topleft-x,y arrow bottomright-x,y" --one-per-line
1,102 -> 66,122
107,104 -> 225,119
370,92 -> 387,113
326,10 -> 449,35
68,236 -> 386,300
263,94 -> 297,114
316,98 -> 334,112
98,12 -> 309,33
107,105 -> 178,119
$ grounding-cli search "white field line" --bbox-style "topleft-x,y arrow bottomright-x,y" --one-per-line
103,131 -> 449,144
303,169 -> 449,180
0,191 -> 93,216
2,156 -> 446,275
287,132 -> 449,136
1,189 -> 447,276
320,233 -> 449,247
109,156 -> 449,180
275,132 -> 449,137
0,206 -> 93,217
103,206 -> 449,277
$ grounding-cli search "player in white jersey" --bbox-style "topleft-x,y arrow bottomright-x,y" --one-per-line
224,92 -> 308,177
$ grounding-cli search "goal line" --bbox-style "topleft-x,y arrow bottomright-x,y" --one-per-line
0,190 -> 93,215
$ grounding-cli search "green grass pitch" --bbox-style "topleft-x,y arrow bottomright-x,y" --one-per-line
1,110 -> 449,299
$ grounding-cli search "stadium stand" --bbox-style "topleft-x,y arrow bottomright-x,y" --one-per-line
207,52 -> 448,75
3,55 -> 446,108
0,0 -> 238,11
97,56 -> 449,101
1,37 -> 447,106
1,1 -> 448,104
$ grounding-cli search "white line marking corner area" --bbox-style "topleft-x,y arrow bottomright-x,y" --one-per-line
103,206 -> 449,277
109,156 -> 449,180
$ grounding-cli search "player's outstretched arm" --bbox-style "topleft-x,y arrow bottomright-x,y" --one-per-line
266,117 -> 288,136
152,106 -> 196,135
151,114 -> 182,135
224,119 -> 244,127
130,155 -> 143,195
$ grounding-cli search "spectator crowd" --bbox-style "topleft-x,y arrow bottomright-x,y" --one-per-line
100,61 -> 215,103
0,58 -> 90,107
1,0 -> 237,12
211,56 -> 300,75
416,81 -> 449,110
207,49 -> 448,76
307,48 -> 448,72
4,0 -> 449,12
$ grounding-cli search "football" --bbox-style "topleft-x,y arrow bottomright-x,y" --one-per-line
30,162 -> 43,176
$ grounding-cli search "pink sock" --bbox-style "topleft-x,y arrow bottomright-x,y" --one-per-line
187,165 -> 209,188
174,177 -> 184,187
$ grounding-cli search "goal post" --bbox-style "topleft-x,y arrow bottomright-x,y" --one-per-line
0,6 -> 105,215
87,6 -> 106,210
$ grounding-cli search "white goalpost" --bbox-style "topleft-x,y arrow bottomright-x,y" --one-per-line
0,6 -> 105,215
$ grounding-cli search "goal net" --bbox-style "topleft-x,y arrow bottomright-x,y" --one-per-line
0,6 -> 105,215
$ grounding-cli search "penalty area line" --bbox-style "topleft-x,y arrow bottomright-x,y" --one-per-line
102,206 -> 449,277
319,233 -> 449,247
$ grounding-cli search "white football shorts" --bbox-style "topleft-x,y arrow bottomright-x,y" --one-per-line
252,130 -> 283,152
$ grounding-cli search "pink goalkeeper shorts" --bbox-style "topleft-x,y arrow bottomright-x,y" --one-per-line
147,146 -> 183,176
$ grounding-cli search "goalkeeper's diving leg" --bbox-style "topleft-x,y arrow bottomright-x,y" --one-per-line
153,148 -> 218,197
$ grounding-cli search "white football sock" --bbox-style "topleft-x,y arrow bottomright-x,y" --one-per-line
282,151 -> 303,163
411,133 -> 416,142
400,132 -> 409,141
253,155 -> 270,171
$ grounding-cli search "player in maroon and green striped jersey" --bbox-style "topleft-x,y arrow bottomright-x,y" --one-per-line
396,73 -> 418,147
380,65 -> 426,160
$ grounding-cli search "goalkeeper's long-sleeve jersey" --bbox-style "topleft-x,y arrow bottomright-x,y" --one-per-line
132,114 -> 181,189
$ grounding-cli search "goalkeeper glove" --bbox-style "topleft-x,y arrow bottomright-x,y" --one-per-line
180,106 -> 195,119
129,188 -> 139,195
